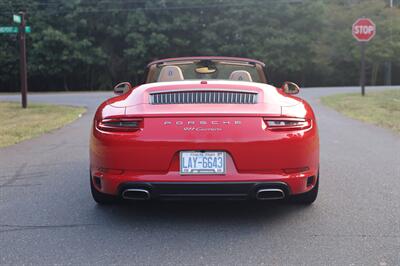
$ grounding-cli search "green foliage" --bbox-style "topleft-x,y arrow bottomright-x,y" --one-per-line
0,0 -> 398,91
314,0 -> 400,85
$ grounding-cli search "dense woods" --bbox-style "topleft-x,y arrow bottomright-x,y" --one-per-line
0,0 -> 399,91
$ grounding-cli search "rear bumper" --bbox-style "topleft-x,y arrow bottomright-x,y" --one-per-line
91,169 -> 318,198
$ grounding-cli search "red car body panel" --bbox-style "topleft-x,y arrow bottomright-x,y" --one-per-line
90,79 -> 319,198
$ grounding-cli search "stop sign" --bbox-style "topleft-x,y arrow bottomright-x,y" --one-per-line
352,18 -> 376,42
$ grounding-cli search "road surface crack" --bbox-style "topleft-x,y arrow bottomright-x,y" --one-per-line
309,233 -> 399,238
0,223 -> 97,233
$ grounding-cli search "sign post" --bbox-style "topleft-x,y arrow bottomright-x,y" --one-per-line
0,13 -> 31,108
360,42 -> 366,96
352,18 -> 376,96
18,12 -> 28,108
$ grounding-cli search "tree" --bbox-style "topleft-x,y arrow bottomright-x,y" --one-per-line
0,0 -> 398,91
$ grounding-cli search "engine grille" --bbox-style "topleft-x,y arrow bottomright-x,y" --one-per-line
149,91 -> 258,104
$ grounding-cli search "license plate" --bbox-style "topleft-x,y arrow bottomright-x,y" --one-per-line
180,151 -> 226,175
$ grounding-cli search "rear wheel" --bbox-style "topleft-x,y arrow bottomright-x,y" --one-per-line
291,174 -> 319,205
90,174 -> 118,204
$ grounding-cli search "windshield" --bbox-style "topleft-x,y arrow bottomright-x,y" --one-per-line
147,59 -> 265,83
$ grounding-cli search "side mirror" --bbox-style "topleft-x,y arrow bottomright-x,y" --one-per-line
114,82 -> 132,95
281,81 -> 300,95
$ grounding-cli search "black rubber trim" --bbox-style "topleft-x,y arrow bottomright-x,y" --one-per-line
118,182 -> 290,201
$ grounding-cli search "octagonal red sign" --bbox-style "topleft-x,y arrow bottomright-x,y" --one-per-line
352,18 -> 376,42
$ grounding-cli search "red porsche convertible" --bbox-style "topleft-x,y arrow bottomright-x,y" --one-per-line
90,56 -> 319,204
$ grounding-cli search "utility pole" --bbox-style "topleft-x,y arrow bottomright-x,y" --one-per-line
18,11 -> 28,108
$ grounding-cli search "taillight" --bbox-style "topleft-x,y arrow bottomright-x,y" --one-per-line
264,118 -> 311,131
97,118 -> 143,132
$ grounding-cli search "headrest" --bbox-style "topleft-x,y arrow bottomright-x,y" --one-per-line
229,70 -> 253,82
158,66 -> 184,82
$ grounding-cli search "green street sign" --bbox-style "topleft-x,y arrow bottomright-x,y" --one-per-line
13,14 -> 22,24
0,26 -> 31,34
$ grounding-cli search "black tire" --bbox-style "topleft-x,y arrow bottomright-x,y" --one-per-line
90,175 -> 118,204
290,174 -> 319,205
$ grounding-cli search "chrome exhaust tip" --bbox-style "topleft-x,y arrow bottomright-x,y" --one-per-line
122,189 -> 150,200
256,188 -> 285,200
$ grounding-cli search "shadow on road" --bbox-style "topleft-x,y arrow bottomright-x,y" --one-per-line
91,200 -> 313,228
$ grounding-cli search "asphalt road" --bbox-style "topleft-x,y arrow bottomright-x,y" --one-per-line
0,86 -> 399,265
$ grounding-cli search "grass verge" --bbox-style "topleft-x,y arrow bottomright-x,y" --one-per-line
321,89 -> 400,134
0,102 -> 86,148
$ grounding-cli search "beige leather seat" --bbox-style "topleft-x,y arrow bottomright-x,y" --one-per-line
157,66 -> 184,82
229,70 -> 253,82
